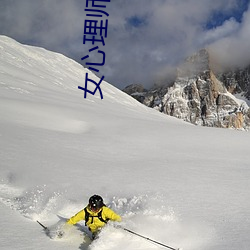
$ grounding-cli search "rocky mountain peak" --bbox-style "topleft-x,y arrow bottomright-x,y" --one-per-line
123,49 -> 250,130
177,49 -> 210,78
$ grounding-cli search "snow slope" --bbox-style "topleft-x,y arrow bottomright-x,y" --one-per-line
0,36 -> 250,250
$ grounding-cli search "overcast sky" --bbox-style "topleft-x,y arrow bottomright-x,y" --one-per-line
0,0 -> 249,89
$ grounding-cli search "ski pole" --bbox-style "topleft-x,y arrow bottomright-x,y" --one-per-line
122,227 -> 180,250
37,220 -> 48,231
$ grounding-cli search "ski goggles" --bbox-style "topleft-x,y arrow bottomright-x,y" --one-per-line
89,205 -> 101,212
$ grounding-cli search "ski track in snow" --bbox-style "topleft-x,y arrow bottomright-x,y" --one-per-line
0,98 -> 91,134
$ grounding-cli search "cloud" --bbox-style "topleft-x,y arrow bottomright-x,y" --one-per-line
200,18 -> 240,45
209,4 -> 250,69
0,0 -> 249,89
106,0 -> 249,87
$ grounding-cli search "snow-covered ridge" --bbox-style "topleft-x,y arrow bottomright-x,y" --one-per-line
0,35 -> 156,134
0,35 -> 146,108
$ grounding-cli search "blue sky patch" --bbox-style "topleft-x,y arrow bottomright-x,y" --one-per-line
206,0 -> 249,29
126,15 -> 147,28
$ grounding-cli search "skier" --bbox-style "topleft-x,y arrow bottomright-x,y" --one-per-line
66,194 -> 122,239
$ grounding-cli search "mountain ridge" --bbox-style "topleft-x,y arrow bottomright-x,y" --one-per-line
123,49 -> 250,130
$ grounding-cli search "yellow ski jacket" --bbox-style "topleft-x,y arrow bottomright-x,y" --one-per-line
67,206 -> 121,233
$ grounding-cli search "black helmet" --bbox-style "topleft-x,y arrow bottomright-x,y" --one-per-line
89,195 -> 104,210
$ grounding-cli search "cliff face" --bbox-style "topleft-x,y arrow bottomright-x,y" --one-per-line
218,66 -> 250,99
124,49 -> 250,130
